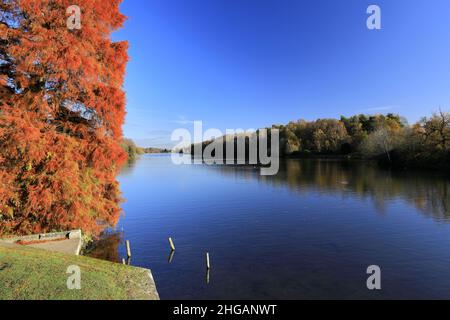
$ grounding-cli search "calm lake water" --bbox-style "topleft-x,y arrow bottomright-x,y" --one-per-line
88,154 -> 450,299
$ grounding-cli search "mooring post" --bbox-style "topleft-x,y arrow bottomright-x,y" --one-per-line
206,252 -> 211,270
168,250 -> 175,264
126,240 -> 131,258
168,237 -> 175,251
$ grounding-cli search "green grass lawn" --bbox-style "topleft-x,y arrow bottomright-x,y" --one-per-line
0,243 -> 159,300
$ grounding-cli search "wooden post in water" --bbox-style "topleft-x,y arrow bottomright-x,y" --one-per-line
168,237 -> 175,251
126,240 -> 132,258
206,252 -> 211,270
168,250 -> 175,264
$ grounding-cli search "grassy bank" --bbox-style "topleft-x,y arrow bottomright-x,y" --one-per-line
0,243 -> 159,300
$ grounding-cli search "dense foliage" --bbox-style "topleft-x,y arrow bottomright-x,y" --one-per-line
276,113 -> 405,155
194,111 -> 450,169
121,138 -> 170,162
0,0 -> 128,236
121,138 -> 144,162
276,111 -> 450,168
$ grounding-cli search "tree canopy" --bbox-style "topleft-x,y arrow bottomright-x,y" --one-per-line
0,0 -> 128,235
195,111 -> 449,169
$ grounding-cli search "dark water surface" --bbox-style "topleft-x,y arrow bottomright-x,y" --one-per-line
89,154 -> 450,299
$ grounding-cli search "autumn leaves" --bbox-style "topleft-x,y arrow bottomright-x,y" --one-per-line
0,1 -> 129,236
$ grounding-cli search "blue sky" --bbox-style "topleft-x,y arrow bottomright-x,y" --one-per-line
113,0 -> 450,148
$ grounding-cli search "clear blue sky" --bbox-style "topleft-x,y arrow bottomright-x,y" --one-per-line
113,0 -> 450,148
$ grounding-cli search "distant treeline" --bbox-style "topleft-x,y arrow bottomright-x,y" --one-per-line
121,139 -> 170,161
193,111 -> 450,170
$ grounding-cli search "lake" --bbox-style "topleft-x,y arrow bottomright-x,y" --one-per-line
87,154 -> 450,299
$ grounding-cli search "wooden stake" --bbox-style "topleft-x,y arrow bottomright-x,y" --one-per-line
126,240 -> 131,258
168,237 -> 175,251
206,252 -> 211,270
168,250 -> 175,264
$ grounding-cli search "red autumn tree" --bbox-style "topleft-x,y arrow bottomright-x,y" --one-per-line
0,0 -> 128,236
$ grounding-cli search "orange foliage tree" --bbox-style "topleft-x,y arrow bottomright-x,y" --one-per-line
0,0 -> 128,236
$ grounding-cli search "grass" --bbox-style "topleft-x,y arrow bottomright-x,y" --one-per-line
0,243 -> 159,300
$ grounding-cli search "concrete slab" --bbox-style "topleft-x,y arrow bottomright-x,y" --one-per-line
0,230 -> 82,255
28,238 -> 82,255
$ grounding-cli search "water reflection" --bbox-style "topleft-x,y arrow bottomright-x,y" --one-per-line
168,250 -> 175,264
91,155 -> 450,299
84,232 -> 123,263
212,159 -> 450,221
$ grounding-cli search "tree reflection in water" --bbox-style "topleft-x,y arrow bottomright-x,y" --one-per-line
212,159 -> 450,221
84,232 -> 123,263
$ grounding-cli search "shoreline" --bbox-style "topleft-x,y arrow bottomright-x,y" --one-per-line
0,237 -> 160,300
